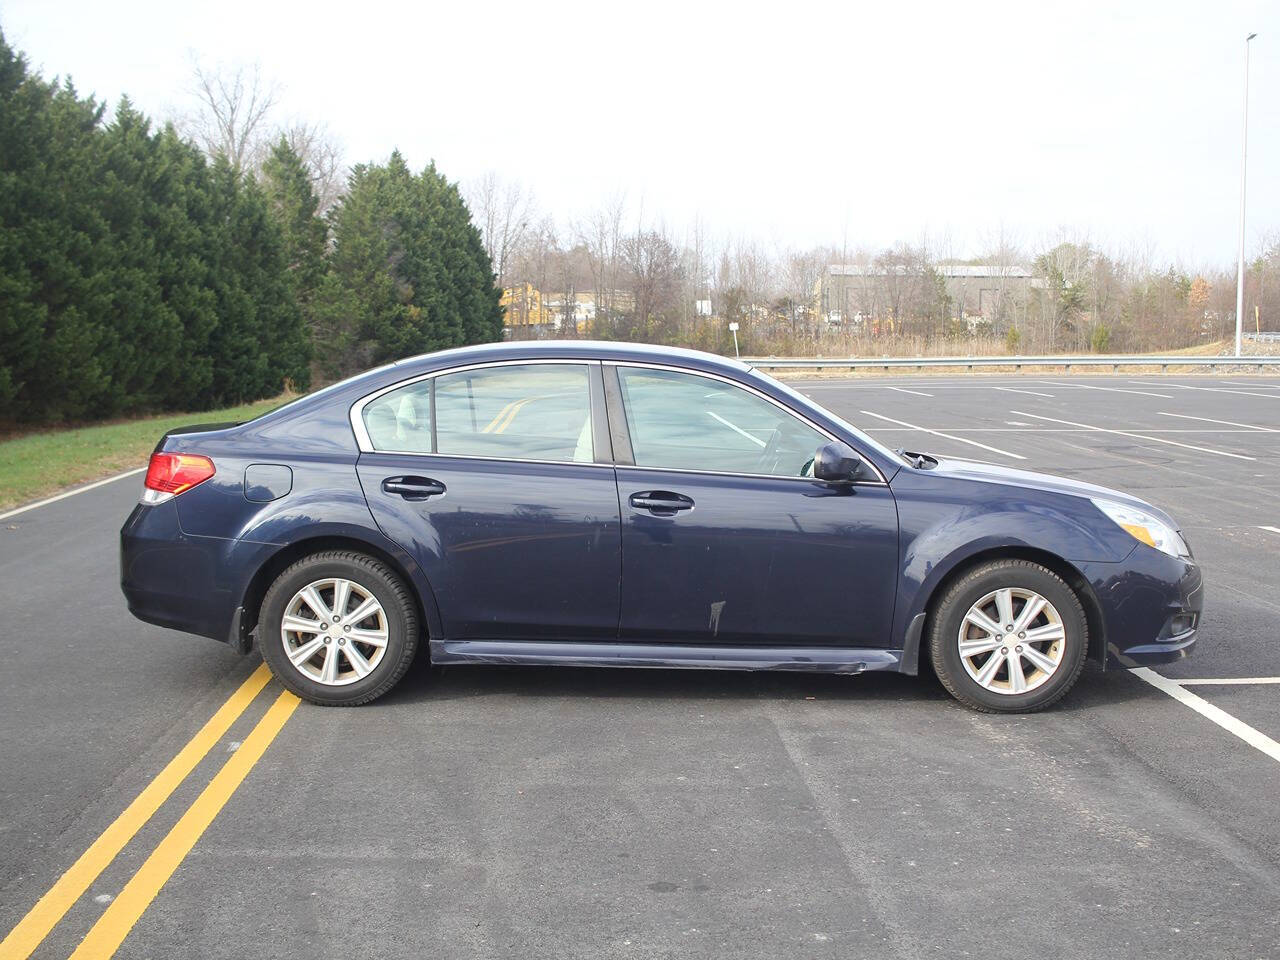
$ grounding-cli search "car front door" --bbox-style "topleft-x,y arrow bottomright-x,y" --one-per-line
608,364 -> 898,648
355,360 -> 620,642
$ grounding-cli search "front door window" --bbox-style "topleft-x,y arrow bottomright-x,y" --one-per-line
616,366 -> 825,477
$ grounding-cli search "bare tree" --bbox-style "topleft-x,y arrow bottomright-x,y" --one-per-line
622,227 -> 682,340
1030,232 -> 1095,350
679,217 -> 713,334
510,216 -> 557,298
841,248 -> 878,329
554,244 -> 593,336
780,247 -> 827,333
281,121 -> 346,213
577,194 -> 627,332
723,239 -> 774,320
978,224 -> 1025,332
181,58 -> 279,173
467,173 -> 534,287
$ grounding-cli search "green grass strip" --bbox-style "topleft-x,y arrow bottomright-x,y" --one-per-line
0,395 -> 292,512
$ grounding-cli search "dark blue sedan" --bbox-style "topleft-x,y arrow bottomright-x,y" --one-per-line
120,342 -> 1202,712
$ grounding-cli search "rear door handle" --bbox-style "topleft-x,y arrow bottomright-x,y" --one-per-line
629,491 -> 694,515
382,476 -> 446,500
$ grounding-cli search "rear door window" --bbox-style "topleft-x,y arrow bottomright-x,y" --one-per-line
436,363 -> 594,462
364,363 -> 595,463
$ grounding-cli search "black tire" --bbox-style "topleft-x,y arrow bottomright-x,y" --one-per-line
258,550 -> 419,706
928,559 -> 1088,714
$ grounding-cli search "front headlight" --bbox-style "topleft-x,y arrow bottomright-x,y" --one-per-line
1092,498 -> 1190,559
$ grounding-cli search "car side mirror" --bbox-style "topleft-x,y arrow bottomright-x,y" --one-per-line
813,441 -> 865,483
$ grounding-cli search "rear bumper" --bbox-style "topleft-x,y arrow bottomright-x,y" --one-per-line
120,500 -> 240,643
1079,548 -> 1204,669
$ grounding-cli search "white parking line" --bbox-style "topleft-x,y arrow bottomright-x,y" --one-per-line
1156,412 -> 1280,432
1175,677 -> 1280,685
795,381 -> 1056,391
864,427 -> 1272,434
1219,380 -> 1280,388
1132,668 -> 1280,765
865,427 -> 1271,434
797,380 -> 986,389
887,386 -> 934,397
706,411 -> 767,447
1259,526 -> 1280,535
1133,381 -> 1280,400
1042,381 -> 1173,399
0,468 -> 145,522
1009,411 -> 1256,461
859,411 -> 1026,460
994,386 -> 1054,398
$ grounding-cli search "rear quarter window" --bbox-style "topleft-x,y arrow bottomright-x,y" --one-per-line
362,381 -> 434,453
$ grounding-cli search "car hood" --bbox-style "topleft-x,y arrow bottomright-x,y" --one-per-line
927,456 -> 1179,527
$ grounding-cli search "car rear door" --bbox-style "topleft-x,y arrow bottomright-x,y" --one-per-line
354,360 -> 621,642
607,363 -> 898,647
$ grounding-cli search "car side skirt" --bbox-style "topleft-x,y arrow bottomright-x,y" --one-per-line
429,639 -> 903,674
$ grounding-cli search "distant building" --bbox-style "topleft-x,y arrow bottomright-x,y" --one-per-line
502,285 -> 631,336
817,264 -> 1041,329
543,292 -> 599,333
500,282 -> 554,328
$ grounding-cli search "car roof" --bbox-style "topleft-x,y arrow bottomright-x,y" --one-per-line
392,340 -> 752,377
238,341 -> 755,437
235,338 -> 901,481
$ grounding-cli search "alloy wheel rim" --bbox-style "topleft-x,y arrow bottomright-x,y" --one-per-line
281,578 -> 388,686
957,587 -> 1065,695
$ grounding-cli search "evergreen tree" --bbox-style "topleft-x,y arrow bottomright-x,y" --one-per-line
96,99 -> 188,413
0,29 -> 307,422
314,161 -> 402,377
0,35 -> 48,415
203,155 -> 309,404
146,125 -> 221,406
260,137 -> 326,374
320,152 -> 501,377
2,27 -> 486,423
0,34 -> 112,421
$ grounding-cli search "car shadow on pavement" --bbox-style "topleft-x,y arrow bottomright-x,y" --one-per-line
378,657 -> 938,707
370,657 -> 1154,712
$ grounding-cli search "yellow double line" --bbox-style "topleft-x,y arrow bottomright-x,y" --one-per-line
480,396 -> 537,434
0,664 -> 299,960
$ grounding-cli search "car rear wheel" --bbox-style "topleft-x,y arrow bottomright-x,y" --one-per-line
928,559 -> 1087,713
258,550 -> 419,706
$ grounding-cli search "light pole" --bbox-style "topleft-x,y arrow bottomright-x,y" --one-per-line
1234,32 -> 1258,357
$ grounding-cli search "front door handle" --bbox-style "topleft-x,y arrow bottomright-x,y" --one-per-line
382,476 -> 446,501
629,491 -> 694,515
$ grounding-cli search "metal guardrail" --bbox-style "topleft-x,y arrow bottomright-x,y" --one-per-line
1244,332 -> 1280,343
749,354 -> 1280,372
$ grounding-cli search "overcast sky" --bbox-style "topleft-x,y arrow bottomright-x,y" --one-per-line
4,0 -> 1277,266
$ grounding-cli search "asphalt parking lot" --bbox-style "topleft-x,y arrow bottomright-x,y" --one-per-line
3,373 -> 1280,960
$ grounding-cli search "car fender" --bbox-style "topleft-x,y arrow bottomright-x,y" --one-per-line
227,519 -> 446,647
890,500 -> 1135,654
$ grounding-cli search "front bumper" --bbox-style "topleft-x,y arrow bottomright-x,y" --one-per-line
1079,546 -> 1204,669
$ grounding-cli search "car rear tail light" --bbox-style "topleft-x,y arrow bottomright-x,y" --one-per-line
142,452 -> 216,504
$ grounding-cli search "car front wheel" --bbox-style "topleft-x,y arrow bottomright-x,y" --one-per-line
928,559 -> 1088,713
258,550 -> 419,706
